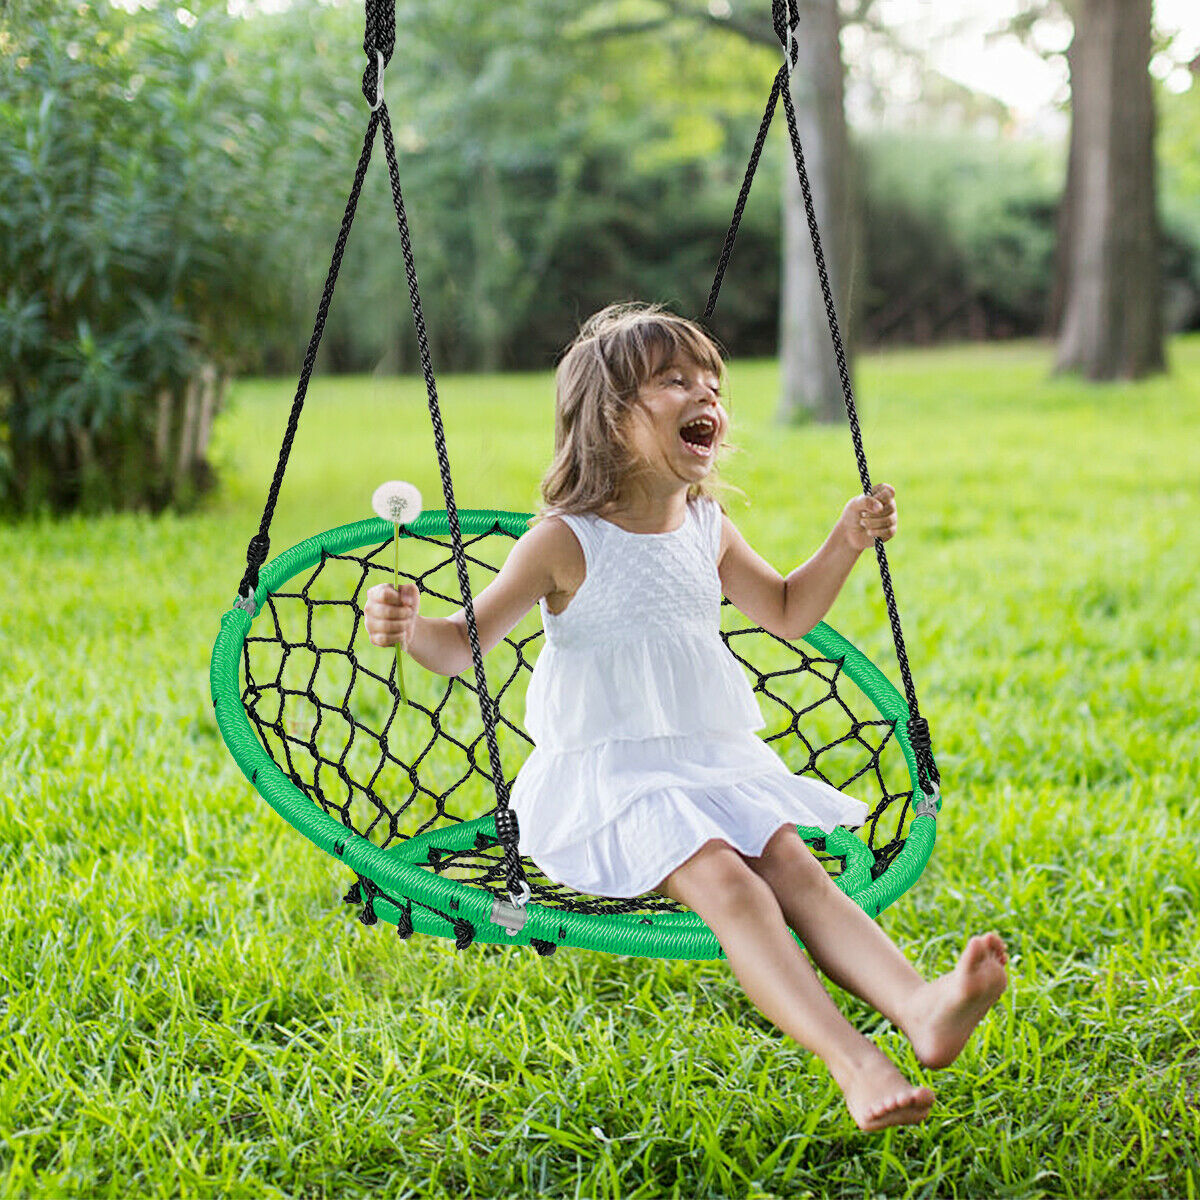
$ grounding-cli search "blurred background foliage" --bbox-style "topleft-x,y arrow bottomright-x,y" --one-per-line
1,0 -> 1198,515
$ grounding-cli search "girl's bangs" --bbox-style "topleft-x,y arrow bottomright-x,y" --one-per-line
635,320 -> 724,384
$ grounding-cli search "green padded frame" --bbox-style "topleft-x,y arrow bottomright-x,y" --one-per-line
210,509 -> 939,960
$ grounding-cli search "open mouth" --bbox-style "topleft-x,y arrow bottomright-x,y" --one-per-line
679,416 -> 718,457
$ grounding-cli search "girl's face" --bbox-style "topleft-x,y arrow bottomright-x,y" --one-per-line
625,357 -> 727,481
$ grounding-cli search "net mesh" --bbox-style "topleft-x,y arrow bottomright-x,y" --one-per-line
241,519 -> 918,922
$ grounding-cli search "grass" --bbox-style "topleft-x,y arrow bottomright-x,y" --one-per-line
2,334 -> 1199,1197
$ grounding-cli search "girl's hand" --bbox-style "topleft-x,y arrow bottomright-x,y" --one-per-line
838,483 -> 898,552
364,581 -> 420,649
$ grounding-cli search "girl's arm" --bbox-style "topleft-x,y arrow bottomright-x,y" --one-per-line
364,519 -> 565,677
718,484 -> 897,641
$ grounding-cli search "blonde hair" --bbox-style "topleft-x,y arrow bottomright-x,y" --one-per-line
533,303 -> 743,524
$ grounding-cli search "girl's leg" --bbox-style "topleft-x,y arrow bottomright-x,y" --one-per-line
744,825 -> 1008,1069
656,839 -> 933,1131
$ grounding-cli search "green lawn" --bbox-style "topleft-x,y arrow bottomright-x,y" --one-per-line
2,335 -> 1198,1196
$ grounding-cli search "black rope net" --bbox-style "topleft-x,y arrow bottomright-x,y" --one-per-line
241,522 -> 920,923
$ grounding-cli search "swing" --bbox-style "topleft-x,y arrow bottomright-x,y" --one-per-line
209,0 -> 941,961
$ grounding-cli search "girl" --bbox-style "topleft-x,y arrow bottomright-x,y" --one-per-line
363,303 -> 1007,1132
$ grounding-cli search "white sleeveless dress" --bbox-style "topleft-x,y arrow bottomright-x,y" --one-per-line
508,494 -> 870,899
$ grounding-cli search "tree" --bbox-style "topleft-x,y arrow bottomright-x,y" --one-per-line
1053,0 -> 1165,378
587,0 -> 861,424
1005,0 -> 1166,379
780,0 -> 855,424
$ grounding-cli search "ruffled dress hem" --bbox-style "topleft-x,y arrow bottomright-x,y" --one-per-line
512,734 -> 870,899
525,772 -> 869,899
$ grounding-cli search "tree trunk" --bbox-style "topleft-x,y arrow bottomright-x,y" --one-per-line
778,0 -> 855,425
4,363 -> 225,515
154,386 -> 173,470
471,160 -> 507,373
1053,0 -> 1164,379
176,372 -> 199,480
195,361 -> 221,462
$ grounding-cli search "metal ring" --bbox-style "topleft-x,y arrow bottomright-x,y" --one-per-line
368,47 -> 385,112
509,878 -> 532,909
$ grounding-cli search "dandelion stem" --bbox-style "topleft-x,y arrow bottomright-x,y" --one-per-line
393,522 -> 407,705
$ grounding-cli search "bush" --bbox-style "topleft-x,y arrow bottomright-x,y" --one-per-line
0,0 -> 296,515
853,131 -> 1063,344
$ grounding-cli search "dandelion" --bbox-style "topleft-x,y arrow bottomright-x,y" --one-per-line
371,482 -> 423,705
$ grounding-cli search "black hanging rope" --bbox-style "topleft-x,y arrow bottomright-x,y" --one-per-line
703,72 -> 783,325
238,0 -> 399,605
703,0 -> 939,798
236,110 -> 382,605
235,6 -> 530,905
362,0 -> 395,105
376,106 -> 529,904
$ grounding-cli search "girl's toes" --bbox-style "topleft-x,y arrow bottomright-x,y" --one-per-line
963,936 -> 990,968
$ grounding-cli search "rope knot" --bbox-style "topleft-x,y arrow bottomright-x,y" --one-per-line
361,0 -> 396,106
353,875 -> 381,924
246,534 -> 270,570
907,715 -> 931,756
772,0 -> 798,69
493,806 -> 519,846
906,714 -> 941,791
236,533 -> 272,602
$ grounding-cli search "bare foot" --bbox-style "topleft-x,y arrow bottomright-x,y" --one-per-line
905,932 -> 1009,1069
841,1055 -> 935,1131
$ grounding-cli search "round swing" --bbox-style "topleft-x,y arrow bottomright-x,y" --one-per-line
209,0 -> 941,961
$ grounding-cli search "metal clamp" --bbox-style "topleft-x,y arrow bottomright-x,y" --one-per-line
490,879 -> 532,937
368,47 -> 385,112
783,23 -> 799,76
232,590 -> 256,615
912,784 -> 940,820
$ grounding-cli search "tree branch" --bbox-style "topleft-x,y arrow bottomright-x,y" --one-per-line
583,0 -> 887,53
584,0 -> 778,50
584,15 -> 676,42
